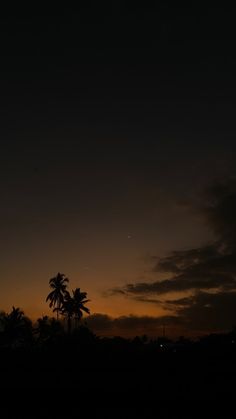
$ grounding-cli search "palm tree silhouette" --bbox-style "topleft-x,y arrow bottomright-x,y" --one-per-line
60,289 -> 90,333
36,315 -> 64,343
72,288 -> 90,327
46,273 -> 69,320
36,315 -> 50,342
60,291 -> 74,334
2,306 -> 32,347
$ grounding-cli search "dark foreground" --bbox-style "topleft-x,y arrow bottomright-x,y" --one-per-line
0,341 -> 235,418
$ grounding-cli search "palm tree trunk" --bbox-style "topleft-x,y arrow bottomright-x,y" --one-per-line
75,316 -> 78,329
67,315 -> 71,334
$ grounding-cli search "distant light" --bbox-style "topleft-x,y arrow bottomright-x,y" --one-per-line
232,340 -> 235,344
160,344 -> 163,348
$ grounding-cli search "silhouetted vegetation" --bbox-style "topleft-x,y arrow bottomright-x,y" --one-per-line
46,273 -> 90,334
0,272 -> 235,353
0,273 -> 236,418
46,272 -> 69,320
0,306 -> 33,348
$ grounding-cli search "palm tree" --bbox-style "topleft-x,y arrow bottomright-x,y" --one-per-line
72,288 -> 90,327
60,291 -> 74,334
36,315 -> 50,343
60,288 -> 90,333
2,307 -> 32,347
46,273 -> 69,320
36,316 -> 64,343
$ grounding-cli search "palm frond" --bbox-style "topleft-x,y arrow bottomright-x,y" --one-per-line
80,305 -> 90,314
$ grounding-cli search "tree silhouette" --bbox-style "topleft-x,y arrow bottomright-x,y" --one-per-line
60,291 -> 74,334
1,306 -> 32,348
36,315 -> 64,344
36,315 -> 50,342
72,288 -> 90,327
46,273 -> 69,320
60,288 -> 90,333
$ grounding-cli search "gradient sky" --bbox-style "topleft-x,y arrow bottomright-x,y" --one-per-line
1,5 -> 236,337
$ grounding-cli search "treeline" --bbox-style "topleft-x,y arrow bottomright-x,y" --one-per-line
0,305 -> 236,353
0,272 -> 236,353
0,272 -> 92,349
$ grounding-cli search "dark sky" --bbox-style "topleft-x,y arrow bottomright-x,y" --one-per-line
1,5 -> 236,337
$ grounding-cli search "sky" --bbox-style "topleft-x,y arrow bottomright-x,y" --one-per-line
1,5 -> 236,337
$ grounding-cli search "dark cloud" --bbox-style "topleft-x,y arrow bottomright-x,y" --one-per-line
174,291 -> 236,331
87,289 -> 236,335
153,244 -> 221,274
133,297 -> 162,304
204,179 -> 236,248
85,313 -> 112,332
87,289 -> 236,336
85,313 -> 180,337
112,271 -> 235,296
165,297 -> 193,306
108,180 -> 236,333
111,181 -> 236,296
111,249 -> 236,295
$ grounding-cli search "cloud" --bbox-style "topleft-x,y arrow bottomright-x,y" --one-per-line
87,290 -> 236,336
111,180 -> 236,296
111,250 -> 236,295
85,313 -> 181,337
133,296 -> 162,304
107,180 -> 236,333
174,291 -> 236,331
153,244 -> 221,274
204,179 -> 236,247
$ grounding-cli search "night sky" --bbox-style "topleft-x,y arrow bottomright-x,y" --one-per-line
1,5 -> 236,337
